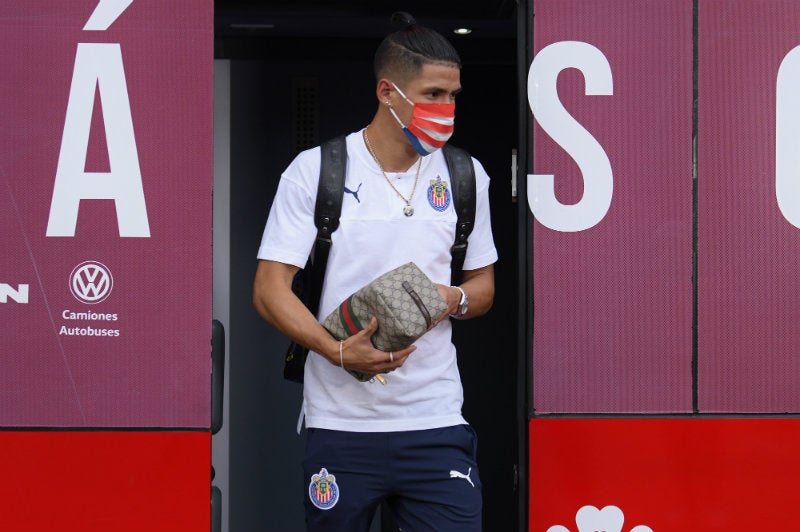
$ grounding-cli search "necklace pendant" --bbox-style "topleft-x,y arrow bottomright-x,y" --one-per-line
403,205 -> 414,217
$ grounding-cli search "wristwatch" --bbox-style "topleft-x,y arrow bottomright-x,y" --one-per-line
451,286 -> 469,317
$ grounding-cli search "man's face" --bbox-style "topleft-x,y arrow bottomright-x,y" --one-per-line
391,62 -> 461,123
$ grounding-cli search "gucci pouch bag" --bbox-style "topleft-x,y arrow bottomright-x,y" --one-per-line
321,262 -> 447,381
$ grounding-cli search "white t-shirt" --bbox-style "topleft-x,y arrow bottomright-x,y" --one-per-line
258,130 -> 497,432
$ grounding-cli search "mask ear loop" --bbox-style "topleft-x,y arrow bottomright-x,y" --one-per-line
390,82 -> 415,106
388,105 -> 407,128
386,81 -> 414,128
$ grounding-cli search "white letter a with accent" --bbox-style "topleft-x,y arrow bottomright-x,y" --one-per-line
47,42 -> 150,237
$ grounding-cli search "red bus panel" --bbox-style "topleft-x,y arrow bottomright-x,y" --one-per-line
0,431 -> 210,531
697,0 -> 800,413
531,0 -> 693,413
0,0 -> 212,427
531,418 -> 800,530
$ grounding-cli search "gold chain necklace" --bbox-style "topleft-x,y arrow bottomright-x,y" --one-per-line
363,127 -> 421,217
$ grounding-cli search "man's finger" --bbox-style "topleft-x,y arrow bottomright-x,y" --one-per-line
360,316 -> 379,337
391,345 -> 416,364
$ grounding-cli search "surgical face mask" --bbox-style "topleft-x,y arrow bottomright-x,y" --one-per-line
388,82 -> 455,156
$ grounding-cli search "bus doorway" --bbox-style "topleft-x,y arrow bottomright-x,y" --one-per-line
213,3 -> 524,530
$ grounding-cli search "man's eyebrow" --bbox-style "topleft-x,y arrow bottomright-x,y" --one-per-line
424,85 -> 462,95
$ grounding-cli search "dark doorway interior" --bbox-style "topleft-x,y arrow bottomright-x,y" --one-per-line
215,3 -> 520,530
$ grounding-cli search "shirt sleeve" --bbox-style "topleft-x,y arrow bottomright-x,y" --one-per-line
256,148 -> 321,268
462,157 -> 499,271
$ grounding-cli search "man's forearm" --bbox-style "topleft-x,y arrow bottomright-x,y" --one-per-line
458,264 -> 495,319
252,260 -> 339,362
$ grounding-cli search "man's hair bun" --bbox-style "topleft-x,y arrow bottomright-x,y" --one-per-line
390,11 -> 416,29
374,10 -> 460,80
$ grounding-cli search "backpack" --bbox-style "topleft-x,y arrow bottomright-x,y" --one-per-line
284,135 -> 476,382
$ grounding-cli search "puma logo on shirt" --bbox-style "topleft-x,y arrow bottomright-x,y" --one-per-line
344,182 -> 363,203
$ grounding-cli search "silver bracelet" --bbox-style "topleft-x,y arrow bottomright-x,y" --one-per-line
339,340 -> 345,369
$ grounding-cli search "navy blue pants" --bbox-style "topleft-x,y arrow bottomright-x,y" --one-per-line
303,425 -> 482,532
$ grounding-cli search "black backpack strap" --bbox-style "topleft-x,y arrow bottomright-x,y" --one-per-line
284,135 -> 347,383
308,134 -> 347,314
442,144 -> 476,286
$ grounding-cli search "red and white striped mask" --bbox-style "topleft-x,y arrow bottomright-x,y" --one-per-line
389,82 -> 455,156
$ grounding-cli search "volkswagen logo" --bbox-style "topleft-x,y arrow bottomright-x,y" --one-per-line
69,261 -> 114,304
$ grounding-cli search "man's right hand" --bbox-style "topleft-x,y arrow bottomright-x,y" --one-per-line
334,316 -> 416,375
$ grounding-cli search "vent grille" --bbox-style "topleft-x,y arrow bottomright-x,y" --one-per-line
291,77 -> 319,154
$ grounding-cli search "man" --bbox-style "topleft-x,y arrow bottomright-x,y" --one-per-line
253,12 -> 497,531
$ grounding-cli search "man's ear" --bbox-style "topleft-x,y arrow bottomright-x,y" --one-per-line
376,78 -> 394,104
